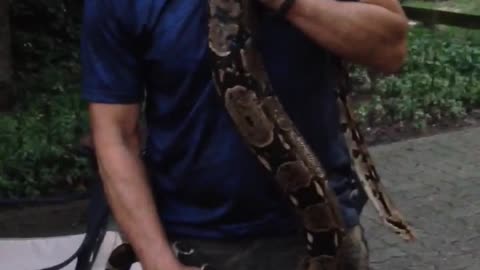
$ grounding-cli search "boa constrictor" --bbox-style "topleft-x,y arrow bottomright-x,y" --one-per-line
106,1 -> 415,269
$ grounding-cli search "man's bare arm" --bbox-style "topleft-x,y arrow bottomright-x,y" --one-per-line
88,103 -> 194,270
261,0 -> 409,73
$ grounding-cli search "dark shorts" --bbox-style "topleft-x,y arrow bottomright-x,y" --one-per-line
176,234 -> 308,270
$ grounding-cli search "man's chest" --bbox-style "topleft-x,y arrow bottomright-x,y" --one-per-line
137,0 -> 333,97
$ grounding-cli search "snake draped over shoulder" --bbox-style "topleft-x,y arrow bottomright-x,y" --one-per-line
106,1 -> 415,270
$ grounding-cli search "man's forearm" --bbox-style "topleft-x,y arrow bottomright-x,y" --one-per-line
96,141 -> 180,270
262,0 -> 409,73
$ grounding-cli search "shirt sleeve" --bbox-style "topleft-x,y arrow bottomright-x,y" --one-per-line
80,0 -> 144,104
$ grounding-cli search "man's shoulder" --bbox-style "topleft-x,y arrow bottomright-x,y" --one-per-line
83,0 -> 167,35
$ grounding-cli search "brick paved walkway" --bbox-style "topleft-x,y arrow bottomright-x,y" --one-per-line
363,127 -> 480,270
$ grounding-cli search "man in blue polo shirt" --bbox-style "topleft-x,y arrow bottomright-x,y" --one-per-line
82,0 -> 408,269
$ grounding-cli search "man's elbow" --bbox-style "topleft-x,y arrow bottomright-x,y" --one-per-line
376,19 -> 409,74
376,40 -> 408,74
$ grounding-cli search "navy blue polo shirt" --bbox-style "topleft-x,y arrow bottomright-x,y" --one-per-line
81,0 -> 359,239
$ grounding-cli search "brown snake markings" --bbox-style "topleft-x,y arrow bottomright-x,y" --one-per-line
106,1 -> 415,269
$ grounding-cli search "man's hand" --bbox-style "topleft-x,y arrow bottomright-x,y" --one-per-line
150,262 -> 200,270
260,0 -> 409,74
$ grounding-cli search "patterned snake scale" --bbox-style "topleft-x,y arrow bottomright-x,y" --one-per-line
106,1 -> 415,270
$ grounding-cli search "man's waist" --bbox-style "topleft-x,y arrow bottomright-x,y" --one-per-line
161,206 -> 299,241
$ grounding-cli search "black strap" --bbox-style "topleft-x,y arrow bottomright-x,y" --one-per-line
38,179 -> 110,270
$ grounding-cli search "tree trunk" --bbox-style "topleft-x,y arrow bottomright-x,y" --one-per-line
0,0 -> 14,111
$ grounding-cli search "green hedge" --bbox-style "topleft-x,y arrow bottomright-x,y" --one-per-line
0,0 -> 90,199
355,26 -> 480,129
0,63 -> 92,198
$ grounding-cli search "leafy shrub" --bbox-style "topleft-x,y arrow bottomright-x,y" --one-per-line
11,0 -> 82,74
0,63 -> 92,198
355,26 -> 480,130
0,1 -> 90,199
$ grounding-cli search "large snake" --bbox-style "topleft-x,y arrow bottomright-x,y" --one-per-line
106,1 -> 415,269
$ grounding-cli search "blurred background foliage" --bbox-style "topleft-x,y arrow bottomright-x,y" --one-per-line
0,0 -> 91,199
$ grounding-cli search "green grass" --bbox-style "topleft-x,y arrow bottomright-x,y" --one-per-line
401,0 -> 480,46
434,26 -> 480,46
403,0 -> 480,15
411,23 -> 480,46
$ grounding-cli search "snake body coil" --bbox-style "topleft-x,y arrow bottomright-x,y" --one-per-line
106,1 -> 415,269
